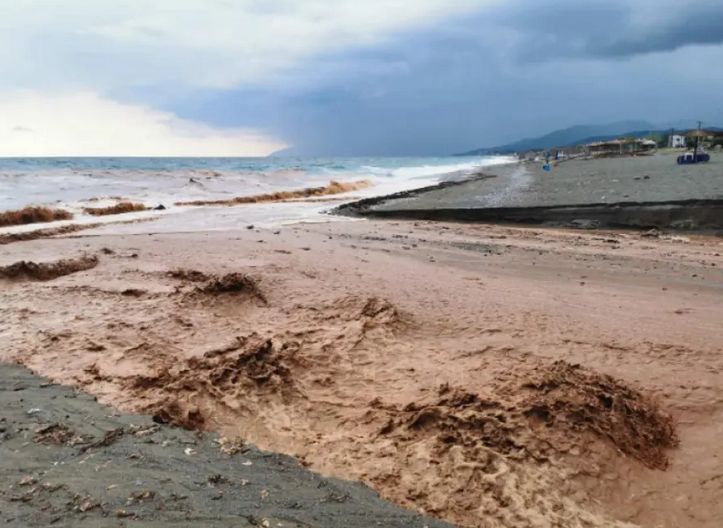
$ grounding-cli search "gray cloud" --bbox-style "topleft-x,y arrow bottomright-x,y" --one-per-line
167,1 -> 723,155
495,0 -> 723,60
594,12 -> 723,57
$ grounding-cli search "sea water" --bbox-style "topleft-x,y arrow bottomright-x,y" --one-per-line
0,156 -> 514,232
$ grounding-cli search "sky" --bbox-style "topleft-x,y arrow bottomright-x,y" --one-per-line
1,0 -> 722,156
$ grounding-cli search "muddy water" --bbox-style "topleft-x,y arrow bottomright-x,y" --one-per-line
0,363 -> 451,528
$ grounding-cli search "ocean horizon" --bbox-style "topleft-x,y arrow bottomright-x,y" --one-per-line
0,155 -> 515,232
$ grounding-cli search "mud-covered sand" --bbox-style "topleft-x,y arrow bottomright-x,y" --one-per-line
0,363 -> 449,527
1,218 -> 722,527
0,255 -> 98,281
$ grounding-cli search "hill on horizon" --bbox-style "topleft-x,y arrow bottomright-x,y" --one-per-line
456,120 -> 661,155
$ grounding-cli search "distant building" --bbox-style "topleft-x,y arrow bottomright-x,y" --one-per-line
668,134 -> 687,148
585,138 -> 657,157
640,139 -> 658,150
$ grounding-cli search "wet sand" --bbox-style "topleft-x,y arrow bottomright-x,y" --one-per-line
0,363 -> 449,527
346,153 -> 723,230
373,153 -> 723,209
1,217 -> 722,527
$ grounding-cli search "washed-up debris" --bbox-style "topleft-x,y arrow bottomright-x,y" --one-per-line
78,427 -> 124,453
0,256 -> 98,281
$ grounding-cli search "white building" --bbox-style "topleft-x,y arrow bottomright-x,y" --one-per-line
668,134 -> 687,148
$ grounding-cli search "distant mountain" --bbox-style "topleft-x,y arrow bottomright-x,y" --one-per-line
456,120 -> 657,155
267,146 -> 300,158
568,125 -> 722,147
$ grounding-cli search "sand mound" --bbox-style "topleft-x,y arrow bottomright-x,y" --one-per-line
331,296 -> 405,330
382,387 -> 524,456
360,296 -> 401,322
295,296 -> 407,357
167,268 -> 211,282
0,206 -> 73,227
0,255 -> 98,281
175,179 -> 372,206
193,272 -> 267,303
381,361 -> 676,469
370,386 -> 618,527
125,336 -> 300,430
168,269 -> 268,303
354,297 -> 406,342
83,202 -> 147,216
520,360 -> 678,469
368,361 -> 677,526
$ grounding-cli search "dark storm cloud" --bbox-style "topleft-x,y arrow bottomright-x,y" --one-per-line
495,0 -> 723,60
169,1 -> 723,155
595,11 -> 723,57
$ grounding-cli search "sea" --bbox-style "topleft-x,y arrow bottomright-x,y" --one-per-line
0,156 -> 514,233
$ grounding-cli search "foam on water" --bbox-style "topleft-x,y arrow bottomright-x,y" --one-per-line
0,155 -> 515,232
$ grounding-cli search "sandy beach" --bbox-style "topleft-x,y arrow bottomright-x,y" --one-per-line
2,206 -> 722,526
4,1 -> 723,525
343,153 -> 723,231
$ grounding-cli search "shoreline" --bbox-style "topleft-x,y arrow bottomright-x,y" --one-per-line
337,196 -> 723,231
335,154 -> 723,232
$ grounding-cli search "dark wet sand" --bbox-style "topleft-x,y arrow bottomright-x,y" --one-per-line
386,153 -> 723,208
338,153 -> 723,230
0,363 -> 450,528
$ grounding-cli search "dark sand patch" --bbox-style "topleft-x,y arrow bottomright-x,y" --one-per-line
336,155 -> 723,231
344,198 -> 723,231
0,363 -> 449,527
167,268 -> 211,282
0,256 -> 98,281
120,288 -> 146,297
